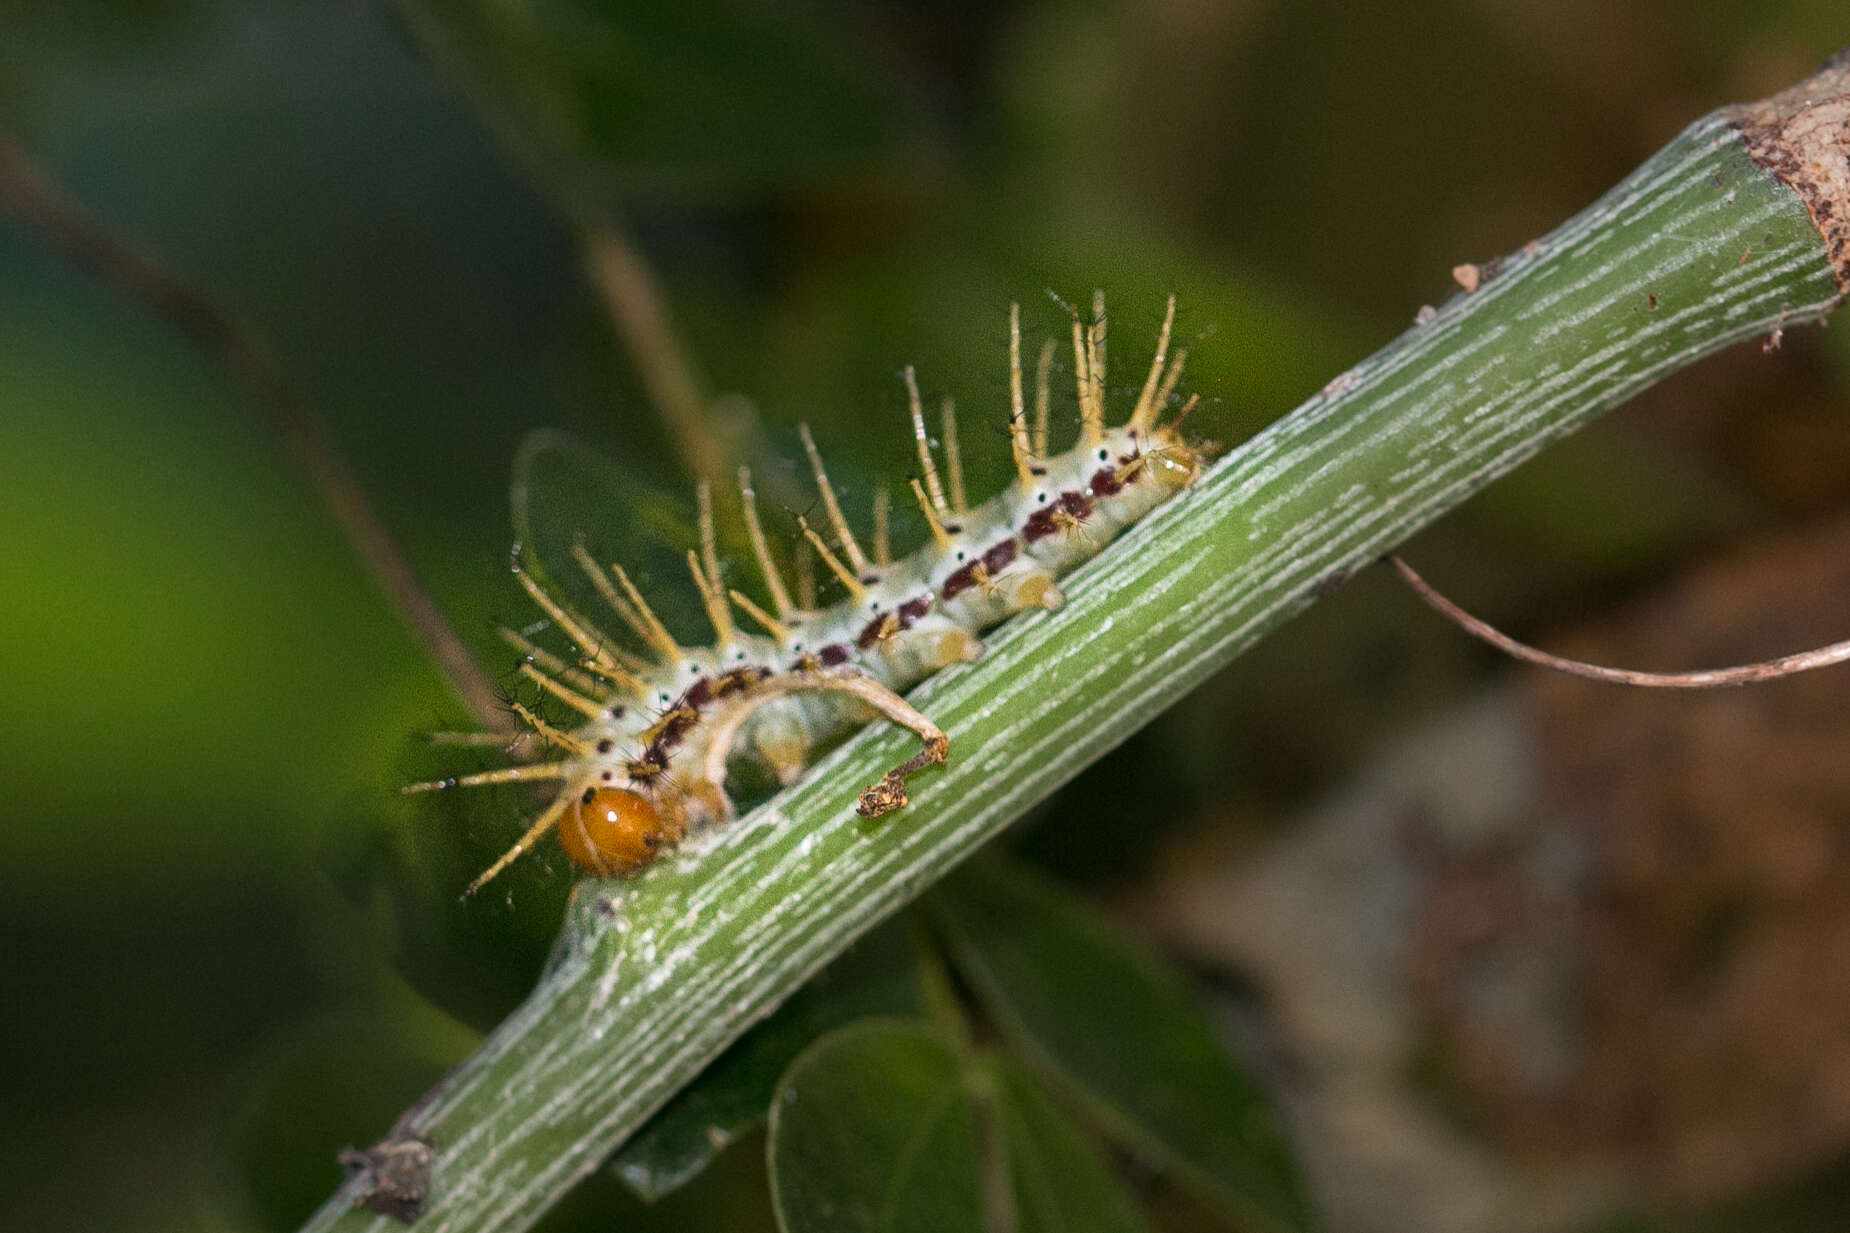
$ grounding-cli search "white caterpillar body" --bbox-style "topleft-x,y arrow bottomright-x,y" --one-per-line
416,294 -> 1203,893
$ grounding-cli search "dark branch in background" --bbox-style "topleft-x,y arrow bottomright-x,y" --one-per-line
1389,555 -> 1850,687
582,223 -> 740,491
0,130 -> 509,731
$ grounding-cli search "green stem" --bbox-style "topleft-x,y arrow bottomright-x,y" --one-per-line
304,71 -> 1846,1232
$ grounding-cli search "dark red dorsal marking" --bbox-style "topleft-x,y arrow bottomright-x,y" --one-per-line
719,665 -> 771,695
645,707 -> 699,763
855,612 -> 897,650
1026,491 -> 1095,542
941,562 -> 979,600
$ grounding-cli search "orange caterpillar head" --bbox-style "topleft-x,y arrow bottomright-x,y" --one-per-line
557,787 -> 672,876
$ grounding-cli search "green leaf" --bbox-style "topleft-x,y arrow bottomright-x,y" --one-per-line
394,0 -> 919,204
611,918 -> 923,1201
767,1020 -> 982,1233
986,1055 -> 1154,1233
930,856 -> 1315,1232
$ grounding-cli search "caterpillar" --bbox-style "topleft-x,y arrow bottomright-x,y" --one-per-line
410,292 -> 1204,895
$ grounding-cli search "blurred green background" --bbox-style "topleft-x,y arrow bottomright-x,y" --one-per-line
5,2 -> 1850,1230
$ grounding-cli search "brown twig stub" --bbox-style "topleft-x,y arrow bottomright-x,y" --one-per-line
337,1130 -> 434,1224
1388,555 -> 1850,688
0,130 -> 509,731
1725,48 -> 1850,294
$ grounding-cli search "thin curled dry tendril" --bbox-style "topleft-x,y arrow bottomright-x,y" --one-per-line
1390,554 -> 1850,688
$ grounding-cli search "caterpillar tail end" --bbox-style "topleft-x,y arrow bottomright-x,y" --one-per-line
855,734 -> 950,819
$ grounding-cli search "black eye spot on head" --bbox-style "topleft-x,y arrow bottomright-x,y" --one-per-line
687,662 -> 702,677
658,691 -> 672,705
596,738 -> 614,754
1097,448 -> 1109,461
955,549 -> 966,561
733,649 -> 746,661
869,599 -> 881,613
1036,491 -> 1048,503
791,641 -> 804,653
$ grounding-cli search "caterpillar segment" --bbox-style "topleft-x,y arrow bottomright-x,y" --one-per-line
420,293 -> 1203,895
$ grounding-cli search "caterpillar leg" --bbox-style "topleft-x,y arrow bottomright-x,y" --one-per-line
700,669 -> 948,820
